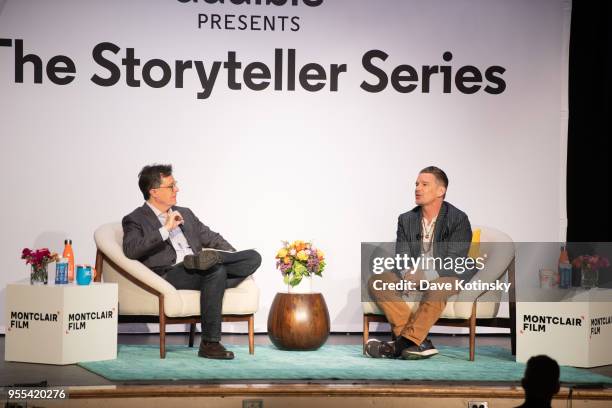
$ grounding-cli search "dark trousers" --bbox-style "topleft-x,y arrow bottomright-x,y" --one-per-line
163,249 -> 261,342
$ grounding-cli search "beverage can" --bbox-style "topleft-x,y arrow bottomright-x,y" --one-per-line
56,258 -> 69,284
76,264 -> 93,285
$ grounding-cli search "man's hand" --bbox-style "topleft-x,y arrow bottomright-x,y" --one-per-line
402,268 -> 425,286
401,268 -> 426,294
164,210 -> 184,232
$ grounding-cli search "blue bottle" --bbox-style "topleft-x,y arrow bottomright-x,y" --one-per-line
55,258 -> 69,284
558,245 -> 572,289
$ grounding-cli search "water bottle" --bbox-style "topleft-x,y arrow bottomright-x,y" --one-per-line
63,239 -> 75,283
558,245 -> 572,289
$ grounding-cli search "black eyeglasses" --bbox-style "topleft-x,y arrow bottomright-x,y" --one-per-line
155,181 -> 178,190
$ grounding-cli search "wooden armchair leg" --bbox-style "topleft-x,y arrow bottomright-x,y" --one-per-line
159,297 -> 166,359
509,300 -> 517,356
160,314 -> 166,359
363,314 -> 370,354
508,257 -> 517,355
189,323 -> 196,347
469,303 -> 476,361
248,314 -> 255,355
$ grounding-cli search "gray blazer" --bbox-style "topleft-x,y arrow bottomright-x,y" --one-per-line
122,204 -> 235,276
396,201 -> 474,280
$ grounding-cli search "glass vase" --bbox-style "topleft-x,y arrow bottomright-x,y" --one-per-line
288,275 -> 312,294
580,266 -> 598,290
30,264 -> 48,285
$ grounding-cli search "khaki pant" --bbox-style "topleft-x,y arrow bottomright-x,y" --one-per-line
368,271 -> 459,345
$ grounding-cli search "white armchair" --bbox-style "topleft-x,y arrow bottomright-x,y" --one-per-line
362,226 -> 516,361
94,223 -> 259,358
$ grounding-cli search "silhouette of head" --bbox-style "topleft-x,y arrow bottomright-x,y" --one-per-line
521,355 -> 561,403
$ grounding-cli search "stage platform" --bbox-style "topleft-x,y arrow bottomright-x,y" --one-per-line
2,333 -> 611,407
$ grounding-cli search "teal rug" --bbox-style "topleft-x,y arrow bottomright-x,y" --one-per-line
79,344 -> 612,384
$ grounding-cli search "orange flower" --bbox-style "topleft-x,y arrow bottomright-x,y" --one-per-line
293,240 -> 306,252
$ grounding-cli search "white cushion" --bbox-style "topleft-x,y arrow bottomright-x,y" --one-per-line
362,300 -> 500,320
94,223 -> 259,318
362,225 -> 514,320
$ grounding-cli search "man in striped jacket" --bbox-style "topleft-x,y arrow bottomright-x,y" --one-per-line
366,166 -> 473,360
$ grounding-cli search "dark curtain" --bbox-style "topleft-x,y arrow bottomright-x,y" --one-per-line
566,2 -> 612,242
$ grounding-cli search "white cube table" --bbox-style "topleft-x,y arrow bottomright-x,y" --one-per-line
5,281 -> 118,365
516,288 -> 612,368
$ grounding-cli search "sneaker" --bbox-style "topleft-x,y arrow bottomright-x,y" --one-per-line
365,339 -> 397,358
184,249 -> 222,271
400,338 -> 439,360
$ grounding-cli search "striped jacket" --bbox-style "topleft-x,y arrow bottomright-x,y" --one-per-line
396,201 -> 474,280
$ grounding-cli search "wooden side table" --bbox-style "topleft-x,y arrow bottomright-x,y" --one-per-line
267,293 -> 330,350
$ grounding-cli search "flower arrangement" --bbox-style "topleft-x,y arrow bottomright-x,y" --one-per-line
21,247 -> 59,284
22,248 -> 59,268
275,240 -> 325,287
572,255 -> 610,270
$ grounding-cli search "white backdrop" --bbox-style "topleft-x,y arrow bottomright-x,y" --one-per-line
0,0 -> 571,333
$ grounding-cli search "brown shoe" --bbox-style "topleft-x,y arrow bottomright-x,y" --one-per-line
198,341 -> 235,360
184,249 -> 222,271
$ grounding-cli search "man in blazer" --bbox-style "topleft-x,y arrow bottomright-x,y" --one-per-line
122,164 -> 261,360
366,166 -> 472,360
